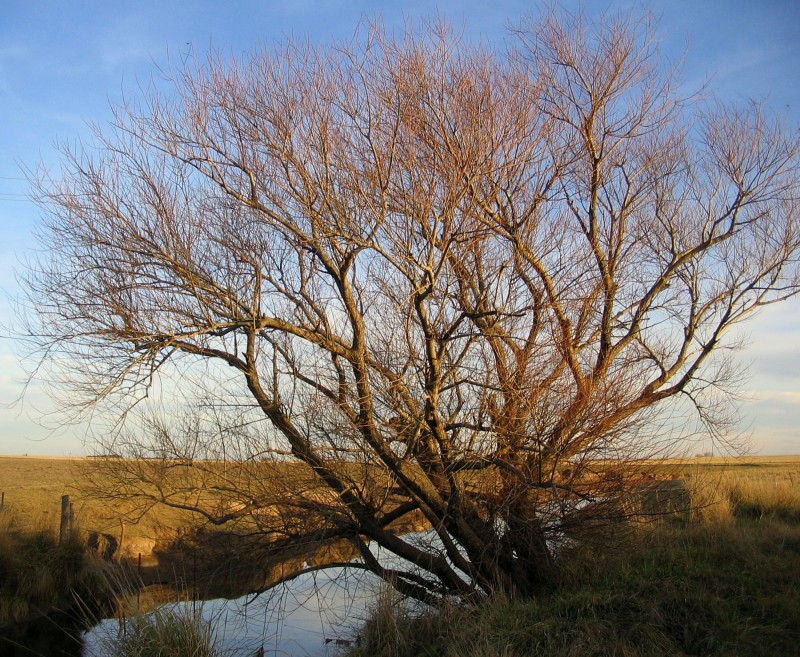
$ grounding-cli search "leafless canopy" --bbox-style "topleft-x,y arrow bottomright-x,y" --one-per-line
23,10 -> 800,601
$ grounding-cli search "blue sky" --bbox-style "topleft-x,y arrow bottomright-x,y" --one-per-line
0,0 -> 798,456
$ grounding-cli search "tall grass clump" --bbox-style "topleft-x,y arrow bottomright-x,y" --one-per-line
352,586 -> 420,656
103,605 -> 221,657
0,507 -> 102,624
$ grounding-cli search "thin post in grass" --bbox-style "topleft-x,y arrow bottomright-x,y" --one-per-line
117,518 -> 125,564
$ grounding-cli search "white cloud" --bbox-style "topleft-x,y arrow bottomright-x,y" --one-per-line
744,390 -> 800,405
97,19 -> 160,72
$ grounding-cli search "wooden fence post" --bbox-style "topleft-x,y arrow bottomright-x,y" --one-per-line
116,518 -> 126,563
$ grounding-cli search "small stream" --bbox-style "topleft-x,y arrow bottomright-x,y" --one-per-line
0,566 -> 381,657
82,565 -> 385,657
81,532 -> 445,657
4,492 -> 665,655
1,530 -> 444,656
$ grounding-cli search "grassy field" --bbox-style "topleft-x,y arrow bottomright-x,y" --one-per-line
348,520 -> 800,657
0,457 -> 84,531
2,454 -> 799,653
1,453 -> 799,546
344,454 -> 800,657
0,456 -> 196,543
655,455 -> 800,523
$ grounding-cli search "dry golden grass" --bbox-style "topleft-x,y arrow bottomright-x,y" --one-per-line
0,457 -> 85,532
0,456 -> 195,543
2,454 -> 799,546
662,456 -> 800,523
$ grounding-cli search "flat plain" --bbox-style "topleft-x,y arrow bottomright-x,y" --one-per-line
0,456 -> 193,540
2,453 -> 799,538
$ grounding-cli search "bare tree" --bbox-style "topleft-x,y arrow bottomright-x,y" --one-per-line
22,10 -> 800,602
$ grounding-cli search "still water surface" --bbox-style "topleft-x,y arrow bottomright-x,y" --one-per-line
82,565 -> 384,656
0,534 -> 433,656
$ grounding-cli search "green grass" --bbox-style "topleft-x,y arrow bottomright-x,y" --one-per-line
347,518 -> 800,657
344,458 -> 800,656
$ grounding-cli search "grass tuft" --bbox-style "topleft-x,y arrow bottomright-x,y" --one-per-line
102,605 -> 221,657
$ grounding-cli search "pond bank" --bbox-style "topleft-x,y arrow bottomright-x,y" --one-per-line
343,518 -> 800,657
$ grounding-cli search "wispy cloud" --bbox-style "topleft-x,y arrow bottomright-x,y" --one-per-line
744,390 -> 800,405
96,15 -> 162,72
0,45 -> 27,63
